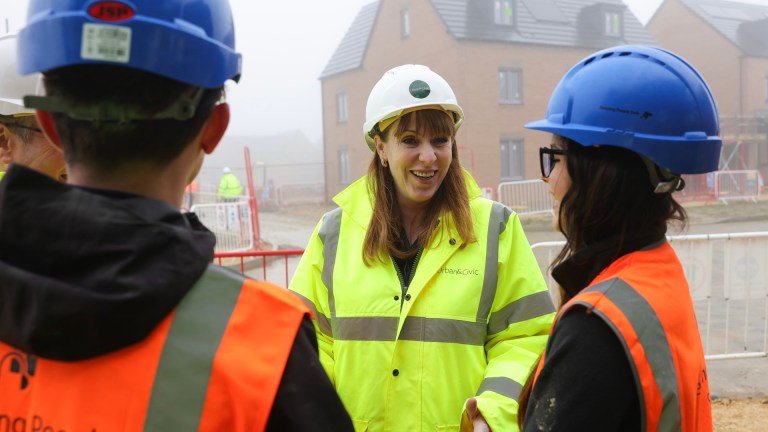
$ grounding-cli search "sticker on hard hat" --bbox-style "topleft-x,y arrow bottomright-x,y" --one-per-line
599,105 -> 653,120
409,80 -> 431,99
88,1 -> 135,22
81,23 -> 131,64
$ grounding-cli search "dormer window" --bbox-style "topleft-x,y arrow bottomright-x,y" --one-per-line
494,0 -> 515,26
604,11 -> 622,37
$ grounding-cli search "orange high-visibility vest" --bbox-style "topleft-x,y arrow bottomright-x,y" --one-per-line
0,265 -> 308,431
534,242 -> 711,432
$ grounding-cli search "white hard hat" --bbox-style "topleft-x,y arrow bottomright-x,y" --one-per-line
0,33 -> 44,116
223,166 -> 231,173
363,64 -> 464,151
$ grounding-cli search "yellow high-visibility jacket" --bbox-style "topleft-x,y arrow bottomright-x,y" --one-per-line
218,172 -> 242,197
289,173 -> 555,432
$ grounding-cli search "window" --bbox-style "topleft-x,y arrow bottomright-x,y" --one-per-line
499,68 -> 522,104
338,148 -> 350,184
500,139 -> 524,181
604,11 -> 622,37
765,76 -> 768,101
494,0 -> 514,26
401,9 -> 410,38
336,92 -> 348,123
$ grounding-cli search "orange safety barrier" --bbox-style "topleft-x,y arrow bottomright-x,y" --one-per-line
214,249 -> 305,286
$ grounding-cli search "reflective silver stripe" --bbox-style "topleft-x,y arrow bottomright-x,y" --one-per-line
487,291 -> 556,335
292,291 -> 333,337
319,207 -> 343,317
331,316 -> 485,345
335,316 -> 398,341
144,265 -> 243,431
400,316 -> 486,345
582,278 -> 682,431
476,202 -> 511,322
476,376 -> 523,401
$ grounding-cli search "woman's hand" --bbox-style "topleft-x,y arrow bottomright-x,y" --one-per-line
460,397 -> 491,432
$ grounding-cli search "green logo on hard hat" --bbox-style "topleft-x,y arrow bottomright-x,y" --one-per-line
409,80 -> 431,99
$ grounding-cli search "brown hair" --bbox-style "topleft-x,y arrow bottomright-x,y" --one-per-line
362,109 -> 475,264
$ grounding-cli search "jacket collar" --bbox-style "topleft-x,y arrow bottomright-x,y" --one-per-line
552,230 -> 667,300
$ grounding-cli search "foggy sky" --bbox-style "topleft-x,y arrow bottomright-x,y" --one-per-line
3,0 -> 767,142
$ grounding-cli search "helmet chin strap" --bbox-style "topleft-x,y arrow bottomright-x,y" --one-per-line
641,155 -> 685,194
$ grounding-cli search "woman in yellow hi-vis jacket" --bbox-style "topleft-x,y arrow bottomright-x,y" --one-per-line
289,64 -> 555,432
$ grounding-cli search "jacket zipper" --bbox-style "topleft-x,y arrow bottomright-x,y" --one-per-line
393,246 -> 423,311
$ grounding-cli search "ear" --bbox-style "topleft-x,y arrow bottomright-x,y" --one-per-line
374,134 -> 386,162
0,124 -> 13,164
35,110 -> 63,151
199,102 -> 230,155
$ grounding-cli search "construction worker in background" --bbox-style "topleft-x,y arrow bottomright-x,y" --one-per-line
184,178 -> 199,210
518,45 -> 719,431
0,33 -> 66,182
218,165 -> 242,201
289,64 -> 555,431
0,0 -> 353,430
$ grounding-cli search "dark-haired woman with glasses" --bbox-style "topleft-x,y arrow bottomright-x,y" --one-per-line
519,45 -> 720,431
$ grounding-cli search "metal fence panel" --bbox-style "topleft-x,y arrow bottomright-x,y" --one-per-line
715,170 -> 763,203
532,232 -> 768,360
497,180 -> 554,216
191,201 -> 254,253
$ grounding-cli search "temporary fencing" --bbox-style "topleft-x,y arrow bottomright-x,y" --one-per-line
191,199 -> 255,252
497,180 -> 553,216
213,230 -> 768,361
531,232 -> 768,361
214,249 -> 304,287
498,171 -> 763,214
713,170 -> 763,203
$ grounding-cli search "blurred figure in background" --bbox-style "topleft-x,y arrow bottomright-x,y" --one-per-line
0,33 -> 65,182
218,165 -> 242,201
519,45 -> 719,431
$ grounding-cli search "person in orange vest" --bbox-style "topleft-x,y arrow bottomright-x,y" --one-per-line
519,45 -> 720,431
0,1 -> 353,431
184,178 -> 199,209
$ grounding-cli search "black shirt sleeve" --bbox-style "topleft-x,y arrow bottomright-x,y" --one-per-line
523,306 -> 641,432
266,315 -> 354,431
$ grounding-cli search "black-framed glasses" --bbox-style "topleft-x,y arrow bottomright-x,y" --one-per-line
539,147 -> 566,178
0,120 -> 43,134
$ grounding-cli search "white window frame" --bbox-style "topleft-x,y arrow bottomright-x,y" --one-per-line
499,68 -> 522,104
765,75 -> 768,101
336,92 -> 348,123
494,0 -> 514,26
338,147 -> 350,184
604,11 -> 622,37
401,8 -> 410,38
500,138 -> 524,181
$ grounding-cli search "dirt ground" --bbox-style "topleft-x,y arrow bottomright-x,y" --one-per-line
712,397 -> 768,431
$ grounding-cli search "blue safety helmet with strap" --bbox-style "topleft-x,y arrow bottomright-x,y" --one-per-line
16,0 -> 241,123
526,45 -> 721,190
17,0 -> 241,88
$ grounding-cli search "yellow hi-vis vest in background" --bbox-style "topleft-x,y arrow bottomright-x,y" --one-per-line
289,173 -> 555,432
217,172 -> 242,197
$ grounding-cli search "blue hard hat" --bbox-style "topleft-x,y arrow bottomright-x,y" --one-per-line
525,45 -> 721,174
17,0 -> 241,88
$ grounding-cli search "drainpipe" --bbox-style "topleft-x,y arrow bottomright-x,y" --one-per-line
738,54 -> 744,118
